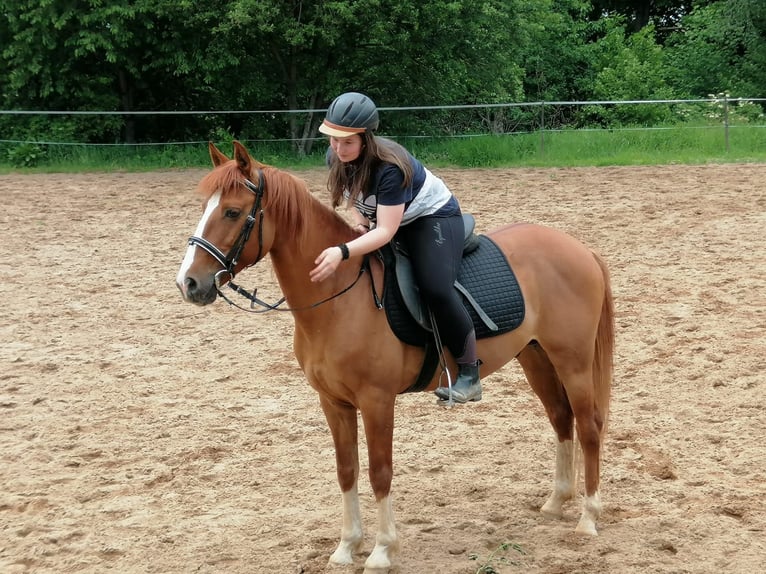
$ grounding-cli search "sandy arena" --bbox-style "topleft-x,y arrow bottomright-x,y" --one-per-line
0,163 -> 764,573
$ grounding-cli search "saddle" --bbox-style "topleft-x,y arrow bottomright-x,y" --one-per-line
378,215 -> 526,392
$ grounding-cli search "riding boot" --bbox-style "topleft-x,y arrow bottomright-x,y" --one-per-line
434,361 -> 482,403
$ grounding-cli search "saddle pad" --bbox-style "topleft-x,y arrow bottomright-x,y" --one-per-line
457,234 -> 525,339
382,234 -> 525,346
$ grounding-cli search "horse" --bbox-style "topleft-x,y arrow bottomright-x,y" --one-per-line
176,141 -> 614,572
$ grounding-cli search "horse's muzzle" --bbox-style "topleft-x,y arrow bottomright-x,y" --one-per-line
177,274 -> 218,306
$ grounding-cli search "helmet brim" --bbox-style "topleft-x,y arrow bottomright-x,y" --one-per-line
318,120 -> 367,138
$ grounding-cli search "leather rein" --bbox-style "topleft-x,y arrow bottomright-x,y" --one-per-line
187,169 -> 377,313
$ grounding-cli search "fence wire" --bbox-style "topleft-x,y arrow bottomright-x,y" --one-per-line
1,98 -> 765,148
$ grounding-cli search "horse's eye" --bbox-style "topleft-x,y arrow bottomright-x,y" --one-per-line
224,208 -> 241,219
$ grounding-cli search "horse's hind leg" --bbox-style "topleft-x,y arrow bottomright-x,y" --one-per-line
543,345 -> 605,536
517,343 -> 577,519
319,396 -> 364,565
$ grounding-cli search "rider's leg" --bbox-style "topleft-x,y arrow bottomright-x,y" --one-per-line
397,215 -> 482,403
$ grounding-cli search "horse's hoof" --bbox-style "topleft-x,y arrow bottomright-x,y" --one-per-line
574,519 -> 599,536
540,505 -> 563,519
329,542 -> 359,566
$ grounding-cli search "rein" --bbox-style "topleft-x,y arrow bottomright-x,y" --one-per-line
215,256 -> 374,314
188,169 -> 380,314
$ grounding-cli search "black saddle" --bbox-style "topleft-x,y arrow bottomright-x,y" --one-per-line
378,215 -> 525,392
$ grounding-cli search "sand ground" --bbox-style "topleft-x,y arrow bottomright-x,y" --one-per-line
0,163 -> 764,573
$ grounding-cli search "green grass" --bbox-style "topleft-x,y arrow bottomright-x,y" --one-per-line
406,124 -> 766,168
2,124 -> 765,173
0,140 -> 325,173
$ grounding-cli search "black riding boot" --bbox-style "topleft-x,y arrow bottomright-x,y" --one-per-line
435,361 -> 482,403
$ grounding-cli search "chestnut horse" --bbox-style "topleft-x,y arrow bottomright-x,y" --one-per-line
176,142 -> 614,572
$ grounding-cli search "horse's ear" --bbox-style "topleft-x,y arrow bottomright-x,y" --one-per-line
233,140 -> 266,174
232,141 -> 252,174
209,142 -> 229,167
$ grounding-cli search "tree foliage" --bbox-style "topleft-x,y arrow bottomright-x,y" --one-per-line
1,0 -> 764,148
665,0 -> 766,97
589,0 -> 694,38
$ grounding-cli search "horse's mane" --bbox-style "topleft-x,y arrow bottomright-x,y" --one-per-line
197,160 -> 350,246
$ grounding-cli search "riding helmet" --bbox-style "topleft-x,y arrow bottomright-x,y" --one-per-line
318,92 -> 379,137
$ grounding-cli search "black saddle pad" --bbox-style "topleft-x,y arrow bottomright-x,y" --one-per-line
382,234 -> 525,346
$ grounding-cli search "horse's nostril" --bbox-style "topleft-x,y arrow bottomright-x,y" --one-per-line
184,276 -> 198,294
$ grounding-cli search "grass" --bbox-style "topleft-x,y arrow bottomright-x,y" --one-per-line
0,141 -> 324,173
2,123 -> 765,173
406,124 -> 766,168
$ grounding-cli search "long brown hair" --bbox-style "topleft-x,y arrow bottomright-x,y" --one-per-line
327,135 -> 415,209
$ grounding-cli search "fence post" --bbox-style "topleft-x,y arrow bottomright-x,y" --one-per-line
723,95 -> 730,152
540,101 -> 545,156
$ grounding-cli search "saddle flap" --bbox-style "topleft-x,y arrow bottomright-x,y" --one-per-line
393,248 -> 431,331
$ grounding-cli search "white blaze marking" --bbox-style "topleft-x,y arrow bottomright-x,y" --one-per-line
176,191 -> 221,289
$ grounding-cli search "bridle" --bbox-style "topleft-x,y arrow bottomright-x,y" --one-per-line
187,169 -> 268,305
186,168 -> 379,313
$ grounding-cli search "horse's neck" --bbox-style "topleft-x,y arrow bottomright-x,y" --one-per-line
268,190 -> 356,322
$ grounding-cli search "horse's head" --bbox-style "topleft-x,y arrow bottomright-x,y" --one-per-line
176,141 -> 276,305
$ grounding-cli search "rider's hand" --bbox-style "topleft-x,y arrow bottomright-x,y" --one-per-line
310,246 -> 344,282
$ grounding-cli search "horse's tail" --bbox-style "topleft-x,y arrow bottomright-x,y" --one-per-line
592,251 -> 614,439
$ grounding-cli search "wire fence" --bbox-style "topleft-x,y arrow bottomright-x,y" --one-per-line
2,97 -> 765,163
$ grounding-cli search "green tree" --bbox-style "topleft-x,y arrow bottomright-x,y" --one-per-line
357,0 -> 525,135
589,0 -> 694,38
0,0 -> 230,142
216,0 -> 525,150
585,22 -> 677,125
664,0 -> 766,97
1,0 -> 527,148
515,0 -> 598,124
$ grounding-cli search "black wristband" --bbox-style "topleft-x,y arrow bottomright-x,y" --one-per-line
338,243 -> 350,260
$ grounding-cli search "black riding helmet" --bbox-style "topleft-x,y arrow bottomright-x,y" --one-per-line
318,92 -> 379,137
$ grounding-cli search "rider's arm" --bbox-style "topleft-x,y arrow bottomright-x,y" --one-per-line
345,204 -> 403,255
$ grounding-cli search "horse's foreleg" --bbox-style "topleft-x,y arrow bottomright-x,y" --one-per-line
359,398 -> 398,571
319,396 -> 364,565
331,486 -> 363,564
366,494 -> 397,571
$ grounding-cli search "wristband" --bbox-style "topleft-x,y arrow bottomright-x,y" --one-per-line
338,243 -> 350,260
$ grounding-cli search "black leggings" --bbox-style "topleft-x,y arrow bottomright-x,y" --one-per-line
396,214 -> 475,361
